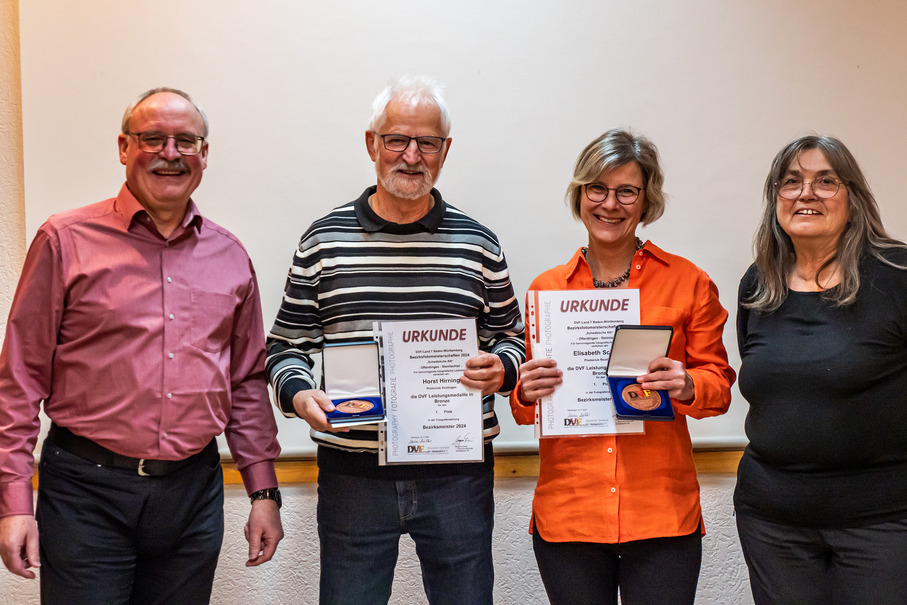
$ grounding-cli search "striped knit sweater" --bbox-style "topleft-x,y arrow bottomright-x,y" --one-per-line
266,186 -> 525,478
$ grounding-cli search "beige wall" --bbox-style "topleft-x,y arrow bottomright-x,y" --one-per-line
0,0 -> 26,324
19,0 -> 907,456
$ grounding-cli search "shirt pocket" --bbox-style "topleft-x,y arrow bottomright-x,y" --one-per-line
190,289 -> 235,353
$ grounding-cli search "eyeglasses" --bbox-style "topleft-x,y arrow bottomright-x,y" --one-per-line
583,183 -> 644,205
776,176 -> 844,200
128,131 -> 205,155
378,134 -> 446,154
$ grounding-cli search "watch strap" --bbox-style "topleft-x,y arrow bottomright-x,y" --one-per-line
250,487 -> 282,509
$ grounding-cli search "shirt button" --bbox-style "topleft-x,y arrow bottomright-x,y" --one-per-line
167,393 -> 172,399
168,352 -> 174,359
163,431 -> 168,438
167,277 -> 173,283
635,265 -> 641,270
169,314 -> 175,320
611,487 -> 616,493
607,447 -> 613,453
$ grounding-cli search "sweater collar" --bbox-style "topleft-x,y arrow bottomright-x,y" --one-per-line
354,185 -> 446,233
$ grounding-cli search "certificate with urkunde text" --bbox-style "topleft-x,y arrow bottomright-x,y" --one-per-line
377,318 -> 484,464
528,289 -> 644,437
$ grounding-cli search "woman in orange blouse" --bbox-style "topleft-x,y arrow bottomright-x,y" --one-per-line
510,129 -> 735,605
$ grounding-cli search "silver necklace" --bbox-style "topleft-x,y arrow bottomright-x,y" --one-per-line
584,238 -> 644,288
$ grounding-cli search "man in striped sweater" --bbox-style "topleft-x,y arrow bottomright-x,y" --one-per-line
266,77 -> 525,604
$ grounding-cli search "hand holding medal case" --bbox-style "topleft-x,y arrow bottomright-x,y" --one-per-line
607,325 -> 675,421
323,341 -> 385,427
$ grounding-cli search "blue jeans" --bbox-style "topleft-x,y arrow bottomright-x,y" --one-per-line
36,439 -> 224,605
317,469 -> 495,605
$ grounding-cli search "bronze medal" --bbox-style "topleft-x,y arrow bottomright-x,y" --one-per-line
621,384 -> 661,411
335,399 -> 375,414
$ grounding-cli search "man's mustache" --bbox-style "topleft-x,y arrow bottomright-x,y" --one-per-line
148,157 -> 190,173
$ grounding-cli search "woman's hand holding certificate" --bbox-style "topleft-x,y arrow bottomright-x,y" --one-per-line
518,358 -> 563,404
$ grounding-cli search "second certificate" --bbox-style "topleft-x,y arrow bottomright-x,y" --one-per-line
527,289 -> 644,437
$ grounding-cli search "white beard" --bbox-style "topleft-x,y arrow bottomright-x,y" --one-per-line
377,162 -> 436,200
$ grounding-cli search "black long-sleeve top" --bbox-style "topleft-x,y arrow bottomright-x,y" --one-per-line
735,251 -> 907,527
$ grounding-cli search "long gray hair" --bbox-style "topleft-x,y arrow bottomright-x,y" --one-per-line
745,135 -> 906,312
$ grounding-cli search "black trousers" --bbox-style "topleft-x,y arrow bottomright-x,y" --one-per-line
737,512 -> 907,605
36,437 -> 225,605
532,525 -> 702,605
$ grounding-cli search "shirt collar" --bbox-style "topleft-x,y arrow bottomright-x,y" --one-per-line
354,185 -> 446,233
114,183 -> 204,235
563,239 -> 667,283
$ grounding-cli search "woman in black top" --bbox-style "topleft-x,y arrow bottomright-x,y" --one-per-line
736,135 -> 907,605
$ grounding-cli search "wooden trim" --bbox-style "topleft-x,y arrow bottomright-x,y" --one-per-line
690,449 -> 745,475
31,449 -> 743,489
220,449 -> 744,485
223,459 -> 320,485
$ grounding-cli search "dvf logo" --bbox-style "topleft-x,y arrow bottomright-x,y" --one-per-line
564,418 -> 583,426
407,445 -> 425,453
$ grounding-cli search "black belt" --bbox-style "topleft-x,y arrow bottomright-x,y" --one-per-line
47,424 -> 216,477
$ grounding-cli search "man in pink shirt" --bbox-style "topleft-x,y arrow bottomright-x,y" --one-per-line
0,88 -> 283,604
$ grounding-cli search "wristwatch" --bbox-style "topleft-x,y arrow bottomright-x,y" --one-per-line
250,487 -> 282,509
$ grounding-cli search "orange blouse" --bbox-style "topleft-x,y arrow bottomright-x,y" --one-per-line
510,243 -> 735,544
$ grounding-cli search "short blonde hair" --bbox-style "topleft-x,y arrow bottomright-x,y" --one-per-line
565,128 -> 665,226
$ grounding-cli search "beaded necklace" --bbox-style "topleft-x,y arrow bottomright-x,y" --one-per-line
583,237 -> 644,288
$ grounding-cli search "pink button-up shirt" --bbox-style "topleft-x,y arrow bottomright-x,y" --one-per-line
0,185 -> 280,517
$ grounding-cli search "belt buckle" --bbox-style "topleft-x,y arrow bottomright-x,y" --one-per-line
137,459 -> 150,477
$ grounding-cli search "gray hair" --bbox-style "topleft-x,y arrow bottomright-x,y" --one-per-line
746,134 -> 907,312
367,76 -> 451,138
565,128 -> 665,226
121,87 -> 209,138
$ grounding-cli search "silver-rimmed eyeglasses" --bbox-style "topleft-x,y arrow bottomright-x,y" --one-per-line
777,176 -> 844,200
583,183 -> 644,205
378,134 -> 446,154
128,131 -> 205,155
